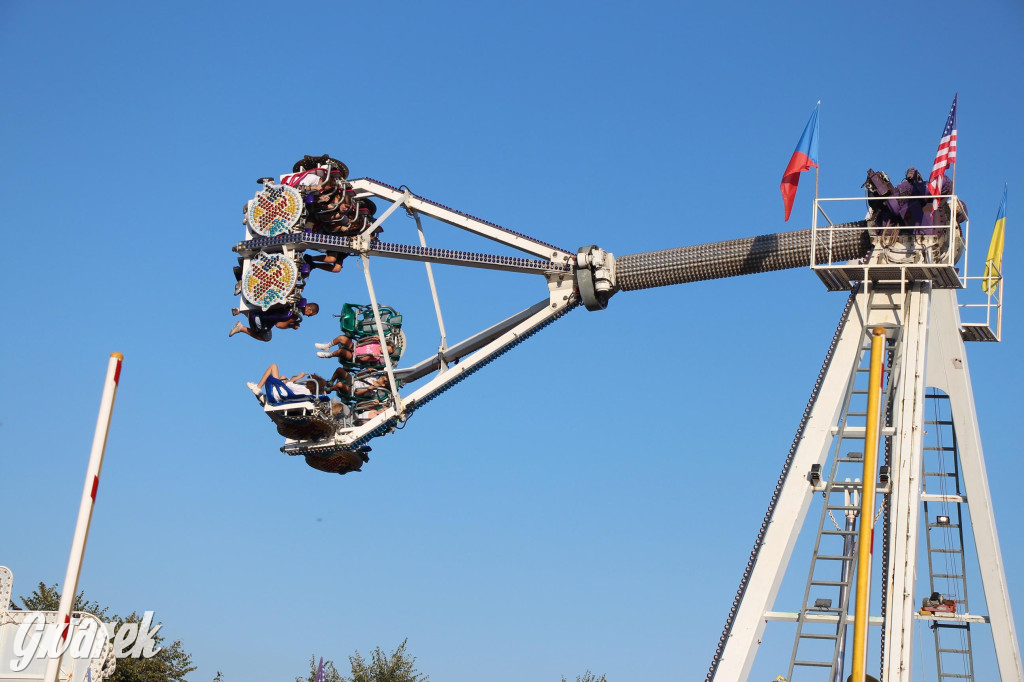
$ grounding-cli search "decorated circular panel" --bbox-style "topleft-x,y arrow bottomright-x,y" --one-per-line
246,185 -> 304,236
242,252 -> 300,310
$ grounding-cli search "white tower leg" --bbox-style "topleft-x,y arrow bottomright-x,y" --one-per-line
924,289 -> 1024,681
713,284 -> 1023,681
712,292 -> 869,681
882,284 -> 931,682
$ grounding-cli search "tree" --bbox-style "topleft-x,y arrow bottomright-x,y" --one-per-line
21,582 -> 108,619
19,582 -> 196,682
345,639 -> 427,682
299,640 -> 427,682
296,656 -> 343,682
560,672 -> 608,682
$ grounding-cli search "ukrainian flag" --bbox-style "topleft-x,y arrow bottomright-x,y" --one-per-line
983,186 -> 1007,294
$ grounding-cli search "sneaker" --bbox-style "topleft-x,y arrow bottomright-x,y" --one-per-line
316,351 -> 333,358
231,307 -> 240,316
314,341 -> 332,350
246,382 -> 261,396
233,281 -> 242,296
228,321 -> 245,337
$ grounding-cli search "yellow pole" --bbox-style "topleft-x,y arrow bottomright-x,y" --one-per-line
851,328 -> 887,682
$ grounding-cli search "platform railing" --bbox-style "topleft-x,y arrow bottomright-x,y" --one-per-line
958,264 -> 1003,342
810,195 -> 967,291
811,194 -> 1001,340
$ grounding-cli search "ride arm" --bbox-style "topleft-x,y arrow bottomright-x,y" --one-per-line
283,276 -> 577,456
574,223 -> 871,311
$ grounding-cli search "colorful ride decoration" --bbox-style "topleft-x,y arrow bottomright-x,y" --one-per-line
242,252 -> 300,310
246,184 -> 304,237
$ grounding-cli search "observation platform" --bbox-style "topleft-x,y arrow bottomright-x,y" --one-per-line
810,195 -> 1002,342
811,195 -> 966,292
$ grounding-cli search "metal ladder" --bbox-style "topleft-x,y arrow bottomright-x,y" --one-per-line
786,291 -> 902,680
922,390 -> 975,681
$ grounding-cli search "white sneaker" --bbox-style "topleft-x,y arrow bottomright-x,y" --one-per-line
228,321 -> 244,337
314,341 -> 332,350
246,382 -> 261,396
316,351 -> 333,358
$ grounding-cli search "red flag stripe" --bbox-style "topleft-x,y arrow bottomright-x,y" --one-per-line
928,95 -> 958,197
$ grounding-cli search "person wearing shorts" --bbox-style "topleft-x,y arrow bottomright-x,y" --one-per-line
229,300 -> 319,342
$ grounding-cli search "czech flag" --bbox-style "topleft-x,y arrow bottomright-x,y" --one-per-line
781,104 -> 820,221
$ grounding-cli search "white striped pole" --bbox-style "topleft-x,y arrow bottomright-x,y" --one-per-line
44,353 -> 123,682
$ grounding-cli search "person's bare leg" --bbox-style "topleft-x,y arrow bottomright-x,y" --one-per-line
316,335 -> 354,357
307,255 -> 344,273
230,323 -> 271,343
328,367 -> 351,391
322,254 -> 345,272
256,363 -> 282,389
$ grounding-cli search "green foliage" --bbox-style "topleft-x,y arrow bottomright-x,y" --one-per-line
560,672 -> 608,682
20,581 -> 108,618
18,582 -> 196,682
300,640 -> 427,682
344,640 -> 427,682
296,656 -> 343,682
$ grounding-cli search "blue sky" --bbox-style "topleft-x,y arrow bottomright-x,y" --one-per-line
1,1 -> 1022,680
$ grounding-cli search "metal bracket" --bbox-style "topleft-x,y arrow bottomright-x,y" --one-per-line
576,245 -> 617,311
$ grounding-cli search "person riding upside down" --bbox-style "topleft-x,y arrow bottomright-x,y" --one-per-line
229,299 -> 320,341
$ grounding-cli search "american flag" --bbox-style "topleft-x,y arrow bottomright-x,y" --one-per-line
928,94 -> 958,201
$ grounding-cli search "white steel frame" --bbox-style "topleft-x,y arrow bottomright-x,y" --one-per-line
256,179 -> 579,455
712,285 -> 1023,681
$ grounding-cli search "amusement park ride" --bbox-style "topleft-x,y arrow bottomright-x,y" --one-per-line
227,153 -> 1020,682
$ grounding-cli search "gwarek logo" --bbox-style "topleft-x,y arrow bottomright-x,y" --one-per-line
9,612 -> 163,672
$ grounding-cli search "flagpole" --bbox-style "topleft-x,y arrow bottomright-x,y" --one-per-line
814,101 -> 821,220
951,94 -> 958,195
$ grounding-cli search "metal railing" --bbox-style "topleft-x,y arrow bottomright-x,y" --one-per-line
811,194 -> 1002,341
958,263 -> 1003,342
811,194 -> 966,275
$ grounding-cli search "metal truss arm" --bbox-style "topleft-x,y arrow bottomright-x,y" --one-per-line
350,177 -> 575,261
283,284 -> 577,455
395,300 -> 552,384
237,232 -> 570,276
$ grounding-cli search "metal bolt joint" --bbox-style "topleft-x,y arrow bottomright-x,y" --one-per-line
575,245 -> 618,311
